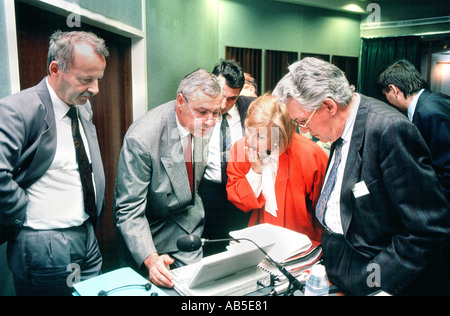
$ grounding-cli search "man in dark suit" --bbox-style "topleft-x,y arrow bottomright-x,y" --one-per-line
378,59 -> 450,204
274,57 -> 449,296
0,31 -> 108,295
198,60 -> 255,255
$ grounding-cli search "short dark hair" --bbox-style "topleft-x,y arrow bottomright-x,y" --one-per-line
378,59 -> 428,98
212,59 -> 245,90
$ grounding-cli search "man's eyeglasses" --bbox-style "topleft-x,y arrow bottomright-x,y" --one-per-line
293,108 -> 317,130
183,95 -> 222,123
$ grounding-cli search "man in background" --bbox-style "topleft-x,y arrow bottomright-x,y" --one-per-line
378,59 -> 450,204
240,72 -> 258,97
199,60 -> 255,255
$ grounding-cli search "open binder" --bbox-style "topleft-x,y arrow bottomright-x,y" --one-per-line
229,224 -> 322,279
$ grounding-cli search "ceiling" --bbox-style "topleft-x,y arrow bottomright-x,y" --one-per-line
274,0 -> 370,14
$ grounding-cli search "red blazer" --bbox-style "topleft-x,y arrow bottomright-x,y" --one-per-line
226,133 -> 328,242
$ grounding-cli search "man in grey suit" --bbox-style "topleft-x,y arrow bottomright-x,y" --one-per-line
0,31 -> 108,295
114,69 -> 223,288
274,58 -> 449,295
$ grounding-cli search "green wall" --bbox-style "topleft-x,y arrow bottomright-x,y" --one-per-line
219,0 -> 361,57
146,0 -> 362,108
218,0 -> 361,93
146,0 -> 220,109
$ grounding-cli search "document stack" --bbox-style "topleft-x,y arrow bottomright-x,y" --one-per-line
229,224 -> 322,289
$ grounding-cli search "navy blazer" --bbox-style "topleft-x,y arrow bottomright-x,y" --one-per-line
0,78 -> 105,244
412,90 -> 450,203
322,94 -> 449,295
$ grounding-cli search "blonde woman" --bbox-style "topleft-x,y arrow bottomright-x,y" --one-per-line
226,94 -> 328,242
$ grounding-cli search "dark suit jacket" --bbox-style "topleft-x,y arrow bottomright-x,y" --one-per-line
199,96 -> 255,248
322,94 -> 449,295
413,90 -> 450,204
0,78 -> 105,244
236,96 -> 255,130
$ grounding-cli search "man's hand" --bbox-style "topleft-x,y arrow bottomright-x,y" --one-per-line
144,252 -> 175,288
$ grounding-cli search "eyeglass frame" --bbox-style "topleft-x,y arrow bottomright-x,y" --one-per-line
181,94 -> 222,123
293,108 -> 317,130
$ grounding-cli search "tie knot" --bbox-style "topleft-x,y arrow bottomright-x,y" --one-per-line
67,106 -> 78,121
334,137 -> 344,149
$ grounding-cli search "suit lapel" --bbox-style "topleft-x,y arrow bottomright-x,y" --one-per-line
78,103 -> 105,215
161,105 -> 192,204
413,89 -> 432,124
22,79 -> 57,187
340,95 -> 368,234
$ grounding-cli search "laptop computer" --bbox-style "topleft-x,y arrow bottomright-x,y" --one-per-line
172,240 -> 274,295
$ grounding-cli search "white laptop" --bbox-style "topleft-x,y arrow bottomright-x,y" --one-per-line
172,240 -> 274,295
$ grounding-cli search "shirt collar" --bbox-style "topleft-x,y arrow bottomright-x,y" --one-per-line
408,89 -> 425,121
341,93 -> 360,144
226,104 -> 238,119
46,77 -> 71,122
175,109 -> 191,139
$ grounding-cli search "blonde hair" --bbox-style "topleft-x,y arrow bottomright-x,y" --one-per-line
245,94 -> 296,153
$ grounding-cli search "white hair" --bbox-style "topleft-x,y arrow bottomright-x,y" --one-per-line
273,57 -> 355,111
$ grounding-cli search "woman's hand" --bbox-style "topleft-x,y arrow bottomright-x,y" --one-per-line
245,143 -> 263,174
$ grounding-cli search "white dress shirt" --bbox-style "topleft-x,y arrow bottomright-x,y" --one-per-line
175,112 -> 193,158
323,93 -> 361,234
24,79 -> 92,229
204,104 -> 243,183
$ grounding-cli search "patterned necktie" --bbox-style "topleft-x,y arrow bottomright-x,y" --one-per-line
185,134 -> 194,195
67,106 -> 97,225
220,113 -> 231,184
315,138 -> 344,226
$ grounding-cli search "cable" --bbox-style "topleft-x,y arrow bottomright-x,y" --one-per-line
97,283 -> 152,296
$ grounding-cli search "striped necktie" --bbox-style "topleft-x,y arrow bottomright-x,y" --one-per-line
67,106 -> 97,225
315,138 -> 344,226
220,113 -> 231,184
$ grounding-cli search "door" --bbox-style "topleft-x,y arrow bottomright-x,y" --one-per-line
15,1 -> 133,271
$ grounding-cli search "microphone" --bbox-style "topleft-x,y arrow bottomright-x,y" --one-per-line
177,234 -> 203,252
176,234 -> 304,295
177,234 -> 234,252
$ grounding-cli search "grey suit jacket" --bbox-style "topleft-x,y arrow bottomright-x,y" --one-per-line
0,78 -> 105,243
322,94 -> 449,295
114,100 -> 210,269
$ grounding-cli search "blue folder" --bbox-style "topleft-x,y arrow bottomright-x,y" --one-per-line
73,267 -> 168,296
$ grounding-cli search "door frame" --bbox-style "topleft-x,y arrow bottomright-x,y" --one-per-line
4,0 -> 148,121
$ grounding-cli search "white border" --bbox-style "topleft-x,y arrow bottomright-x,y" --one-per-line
5,0 -> 21,94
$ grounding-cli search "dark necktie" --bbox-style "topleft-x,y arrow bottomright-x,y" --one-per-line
220,113 -> 231,184
67,106 -> 97,225
315,138 -> 344,226
185,134 -> 194,195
